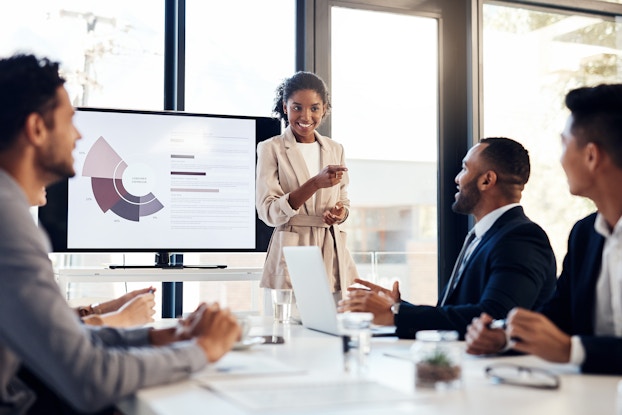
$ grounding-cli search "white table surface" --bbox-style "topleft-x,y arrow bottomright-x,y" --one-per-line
117,317 -> 622,415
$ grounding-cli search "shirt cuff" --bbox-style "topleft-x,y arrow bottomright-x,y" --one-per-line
569,335 -> 586,365
279,193 -> 299,218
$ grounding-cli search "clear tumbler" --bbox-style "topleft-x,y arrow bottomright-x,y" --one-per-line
337,312 -> 374,377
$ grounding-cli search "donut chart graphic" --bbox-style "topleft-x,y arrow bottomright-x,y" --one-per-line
82,136 -> 164,222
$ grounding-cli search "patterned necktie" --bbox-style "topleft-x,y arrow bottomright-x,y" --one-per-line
440,231 -> 477,306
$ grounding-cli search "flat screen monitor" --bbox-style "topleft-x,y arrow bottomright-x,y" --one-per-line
39,108 -> 280,255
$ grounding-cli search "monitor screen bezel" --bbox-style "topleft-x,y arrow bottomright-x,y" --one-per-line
38,107 -> 280,253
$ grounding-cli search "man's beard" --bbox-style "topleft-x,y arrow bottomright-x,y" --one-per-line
452,177 -> 481,215
39,152 -> 75,185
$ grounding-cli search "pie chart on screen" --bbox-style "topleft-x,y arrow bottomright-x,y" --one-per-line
82,136 -> 164,222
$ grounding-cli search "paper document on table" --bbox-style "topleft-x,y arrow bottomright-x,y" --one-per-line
193,352 -> 306,380
201,375 -> 414,411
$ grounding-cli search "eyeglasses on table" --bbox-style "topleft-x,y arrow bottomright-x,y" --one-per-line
485,363 -> 561,390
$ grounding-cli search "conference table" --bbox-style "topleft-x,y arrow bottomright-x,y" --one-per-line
117,317 -> 622,415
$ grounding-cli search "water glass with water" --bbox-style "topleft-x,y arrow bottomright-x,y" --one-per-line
337,312 -> 374,377
271,288 -> 293,323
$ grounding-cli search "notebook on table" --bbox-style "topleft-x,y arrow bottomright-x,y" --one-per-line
282,246 -> 396,337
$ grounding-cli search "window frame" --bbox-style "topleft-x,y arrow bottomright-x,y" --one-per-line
307,0 -> 475,295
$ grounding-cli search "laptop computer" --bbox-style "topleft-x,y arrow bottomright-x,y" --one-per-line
282,246 -> 396,336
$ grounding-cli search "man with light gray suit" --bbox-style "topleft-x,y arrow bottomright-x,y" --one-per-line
0,53 -> 241,415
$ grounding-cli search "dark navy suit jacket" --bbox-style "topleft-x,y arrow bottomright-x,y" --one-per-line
540,212 -> 622,374
395,206 -> 557,339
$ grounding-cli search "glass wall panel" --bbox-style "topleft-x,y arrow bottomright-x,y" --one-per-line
331,6 -> 439,305
0,0 -> 165,110
183,1 -> 295,314
3,1 -> 294,317
184,0 -> 295,116
482,3 -> 622,268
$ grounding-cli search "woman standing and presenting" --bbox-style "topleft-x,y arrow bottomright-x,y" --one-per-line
256,72 -> 358,300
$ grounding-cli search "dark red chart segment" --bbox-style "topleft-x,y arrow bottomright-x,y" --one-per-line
82,136 -> 164,222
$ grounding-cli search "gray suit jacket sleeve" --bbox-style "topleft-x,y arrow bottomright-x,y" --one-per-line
0,176 -> 207,413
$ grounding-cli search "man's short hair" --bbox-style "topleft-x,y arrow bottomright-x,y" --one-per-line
565,84 -> 622,169
478,137 -> 530,191
0,54 -> 65,151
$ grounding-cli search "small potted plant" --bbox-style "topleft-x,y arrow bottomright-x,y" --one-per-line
415,348 -> 461,388
412,330 -> 462,389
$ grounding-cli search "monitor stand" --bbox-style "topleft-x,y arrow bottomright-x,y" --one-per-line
108,252 -> 227,269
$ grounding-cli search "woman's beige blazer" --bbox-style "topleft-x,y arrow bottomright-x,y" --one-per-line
256,126 -> 358,294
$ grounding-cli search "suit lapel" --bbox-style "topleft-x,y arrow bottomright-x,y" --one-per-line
443,207 -> 524,302
575,224 -> 605,333
315,134 -> 330,214
468,207 -> 523,261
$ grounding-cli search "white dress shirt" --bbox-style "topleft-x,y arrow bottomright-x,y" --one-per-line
296,140 -> 320,206
593,213 -> 622,335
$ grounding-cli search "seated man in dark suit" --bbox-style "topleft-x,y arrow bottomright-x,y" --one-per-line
338,137 -> 557,338
466,84 -> 622,375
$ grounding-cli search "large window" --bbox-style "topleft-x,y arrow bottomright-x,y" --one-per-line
2,1 -> 295,316
9,1 -> 622,317
182,0 -> 296,314
330,6 -> 439,305
2,0 -> 167,313
184,0 -> 296,116
0,0 -> 165,110
482,2 -> 622,268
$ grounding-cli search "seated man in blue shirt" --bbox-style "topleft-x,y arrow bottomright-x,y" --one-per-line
338,137 -> 557,338
466,83 -> 622,375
